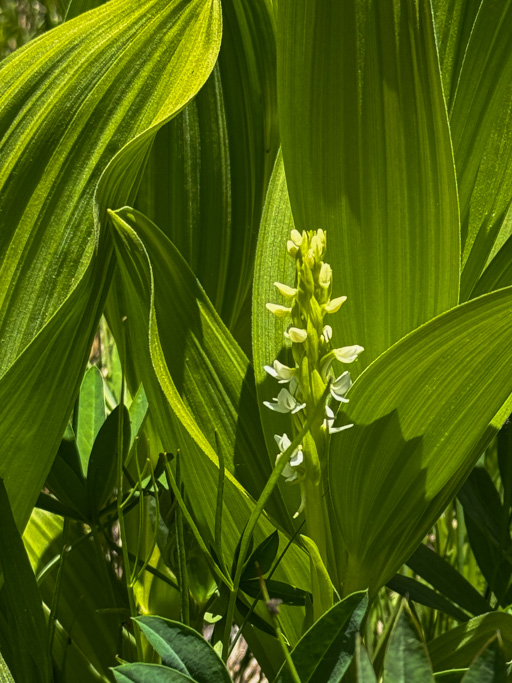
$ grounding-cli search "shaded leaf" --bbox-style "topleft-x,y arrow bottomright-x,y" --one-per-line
461,635 -> 507,683
76,365 -> 106,474
382,601 -> 434,683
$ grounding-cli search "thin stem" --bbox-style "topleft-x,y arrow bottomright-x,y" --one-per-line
175,452 -> 190,626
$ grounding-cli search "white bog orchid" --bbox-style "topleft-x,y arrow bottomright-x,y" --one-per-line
274,433 -> 304,482
264,359 -> 297,383
323,404 -> 354,434
331,371 -> 352,402
264,387 -> 306,414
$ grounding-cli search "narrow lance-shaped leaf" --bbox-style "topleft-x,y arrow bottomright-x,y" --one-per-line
0,0 -> 222,530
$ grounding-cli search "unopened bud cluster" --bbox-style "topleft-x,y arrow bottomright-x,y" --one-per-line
264,229 -> 363,516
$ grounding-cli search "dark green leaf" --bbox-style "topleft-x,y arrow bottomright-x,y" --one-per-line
275,591 -> 368,683
241,530 -> 279,580
86,405 -> 130,517
387,575 -> 469,623
114,663 -> 196,682
0,479 -> 51,683
240,579 -> 308,606
382,601 -> 434,683
461,635 -> 507,683
355,636 -> 377,683
134,616 -> 231,683
406,544 -> 491,617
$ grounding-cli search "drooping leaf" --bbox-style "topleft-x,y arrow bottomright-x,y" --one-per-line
406,543 -> 491,617
382,601 -> 435,683
461,635 -> 507,683
0,479 -> 51,683
274,591 -> 368,683
133,616 -> 231,683
0,0 -> 222,531
429,613 -> 512,672
276,0 -> 459,371
107,207 -> 312,644
386,575 -> 469,624
329,286 -> 512,595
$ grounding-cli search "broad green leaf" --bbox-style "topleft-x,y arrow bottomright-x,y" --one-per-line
429,614 -> 512,672
114,664 -> 195,682
134,616 -> 231,683
107,207 -> 311,644
461,635 -> 507,683
329,286 -> 512,595
109,207 -> 293,530
276,0 -> 459,371
76,365 -> 106,473
275,591 -> 368,683
0,0 -> 222,531
448,1 -> 512,298
382,602 -> 434,683
252,151 -> 302,518
135,0 -> 278,334
0,479 -> 51,683
355,637 -> 377,683
24,508 -> 130,678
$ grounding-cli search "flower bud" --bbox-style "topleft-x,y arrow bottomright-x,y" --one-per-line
290,229 -> 303,246
318,263 -> 332,289
286,327 -> 307,343
287,240 -> 299,256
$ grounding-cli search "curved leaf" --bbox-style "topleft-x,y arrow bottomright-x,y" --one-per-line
0,0 -> 222,529
329,286 -> 512,594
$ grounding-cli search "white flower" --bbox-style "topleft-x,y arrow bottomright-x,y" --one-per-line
275,433 -> 303,482
323,404 -> 354,434
264,388 -> 306,414
321,325 -> 332,343
285,326 -> 307,343
333,345 -> 364,363
274,282 -> 297,298
331,371 -> 352,402
324,296 -> 347,313
266,303 -> 292,317
264,360 -> 297,383
290,229 -> 303,246
287,240 -> 299,256
319,262 -> 332,288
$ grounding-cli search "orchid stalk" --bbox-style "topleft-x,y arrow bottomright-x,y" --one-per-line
264,229 -> 363,581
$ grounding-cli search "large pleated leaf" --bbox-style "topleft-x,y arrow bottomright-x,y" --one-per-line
328,286 -> 512,595
276,0 -> 459,372
0,0 -> 222,529
448,1 -> 512,298
135,0 -> 278,336
108,206 -> 310,641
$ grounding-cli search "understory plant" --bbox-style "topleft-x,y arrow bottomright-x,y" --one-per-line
3,0 -> 512,681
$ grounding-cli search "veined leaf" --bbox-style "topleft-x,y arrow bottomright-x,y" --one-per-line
328,286 -> 512,595
382,602 -> 435,683
76,365 -> 106,474
135,0 -> 278,334
276,0 -> 459,371
429,613 -> 512,672
0,0 -> 222,530
107,207 -> 311,642
448,1 -> 512,298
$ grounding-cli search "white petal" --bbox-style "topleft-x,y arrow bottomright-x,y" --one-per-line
287,240 -> 299,256
273,360 -> 296,381
319,262 -> 332,288
290,229 -> 303,246
273,281 -> 297,298
264,364 -> 279,378
333,345 -> 364,363
321,325 -> 333,342
266,303 -> 292,318
329,423 -> 354,434
324,296 -> 347,314
287,327 -> 307,343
